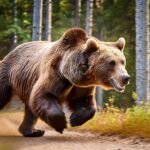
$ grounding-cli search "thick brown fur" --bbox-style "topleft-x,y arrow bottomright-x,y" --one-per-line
0,28 -> 130,137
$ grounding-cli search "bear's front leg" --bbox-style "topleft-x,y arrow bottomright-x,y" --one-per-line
30,90 -> 67,133
67,87 -> 96,127
70,105 -> 96,126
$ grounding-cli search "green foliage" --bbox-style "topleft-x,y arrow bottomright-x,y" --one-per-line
0,0 -> 32,55
0,0 -> 135,107
101,0 -> 135,107
59,0 -> 73,16
131,92 -> 137,100
52,0 -> 74,40
75,100 -> 150,138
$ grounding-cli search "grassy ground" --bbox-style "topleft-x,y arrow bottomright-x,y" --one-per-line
1,111 -> 150,150
74,101 -> 150,138
1,96 -> 150,139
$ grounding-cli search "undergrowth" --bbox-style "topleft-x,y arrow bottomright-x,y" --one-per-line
75,93 -> 150,138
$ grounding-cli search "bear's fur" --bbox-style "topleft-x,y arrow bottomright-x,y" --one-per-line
0,28 -> 130,137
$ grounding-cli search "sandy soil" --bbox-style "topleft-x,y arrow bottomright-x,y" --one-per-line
0,112 -> 150,150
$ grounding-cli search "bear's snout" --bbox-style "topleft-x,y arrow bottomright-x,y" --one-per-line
122,75 -> 131,85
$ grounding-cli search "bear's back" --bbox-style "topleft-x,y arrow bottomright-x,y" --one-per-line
2,41 -> 56,101
5,41 -> 55,62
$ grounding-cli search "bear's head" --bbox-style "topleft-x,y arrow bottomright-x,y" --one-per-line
59,28 -> 130,92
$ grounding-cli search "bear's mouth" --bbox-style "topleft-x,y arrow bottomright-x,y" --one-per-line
109,78 -> 125,92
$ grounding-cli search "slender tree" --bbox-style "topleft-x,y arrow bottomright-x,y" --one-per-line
136,0 -> 149,102
32,0 -> 43,41
74,0 -> 81,27
44,0 -> 52,41
85,0 -> 93,36
11,0 -> 17,49
85,0 -> 103,107
147,0 -> 150,101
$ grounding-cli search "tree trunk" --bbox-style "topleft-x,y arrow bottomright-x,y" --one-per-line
44,0 -> 52,41
96,86 -> 103,108
11,0 -> 17,50
32,0 -> 43,41
148,0 -> 150,100
136,0 -> 149,102
85,0 -> 93,36
74,0 -> 81,27
85,0 -> 103,107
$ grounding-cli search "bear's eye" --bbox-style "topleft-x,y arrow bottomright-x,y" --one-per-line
109,60 -> 116,66
121,60 -> 125,65
80,64 -> 88,73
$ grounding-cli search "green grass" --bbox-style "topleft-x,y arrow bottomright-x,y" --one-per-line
74,96 -> 150,138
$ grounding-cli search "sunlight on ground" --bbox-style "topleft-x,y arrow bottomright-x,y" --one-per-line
1,104 -> 150,139
0,111 -> 49,136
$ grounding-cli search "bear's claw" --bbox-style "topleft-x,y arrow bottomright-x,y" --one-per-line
55,128 -> 64,134
23,129 -> 45,137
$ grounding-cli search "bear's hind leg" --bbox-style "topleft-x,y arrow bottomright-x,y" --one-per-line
0,73 -> 13,109
19,106 -> 45,137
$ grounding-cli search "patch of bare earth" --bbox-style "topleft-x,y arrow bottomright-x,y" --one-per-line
0,112 -> 150,150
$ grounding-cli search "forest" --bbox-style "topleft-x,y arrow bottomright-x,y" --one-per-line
0,0 -> 135,108
1,1 -> 150,149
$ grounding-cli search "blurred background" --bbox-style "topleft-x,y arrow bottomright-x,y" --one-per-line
0,0 -> 146,109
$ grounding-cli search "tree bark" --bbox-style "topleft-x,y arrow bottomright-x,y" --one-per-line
85,0 -> 93,36
44,0 -> 52,41
148,0 -> 150,101
74,0 -> 81,27
85,0 -> 103,107
32,0 -> 43,41
136,0 -> 149,101
11,0 -> 17,50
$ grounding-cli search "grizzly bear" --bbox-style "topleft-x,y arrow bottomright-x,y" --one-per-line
0,28 -> 130,137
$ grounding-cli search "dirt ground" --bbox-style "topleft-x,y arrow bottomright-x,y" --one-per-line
0,112 -> 150,150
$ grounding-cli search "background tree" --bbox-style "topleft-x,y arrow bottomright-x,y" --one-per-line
147,0 -> 150,101
44,0 -> 52,41
0,0 -> 136,108
0,0 -> 32,58
85,0 -> 93,36
11,0 -> 17,50
52,0 -> 73,40
100,0 -> 135,107
85,0 -> 103,107
135,0 -> 149,102
74,0 -> 81,27
32,0 -> 43,41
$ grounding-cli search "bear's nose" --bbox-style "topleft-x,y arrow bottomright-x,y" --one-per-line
122,75 -> 131,84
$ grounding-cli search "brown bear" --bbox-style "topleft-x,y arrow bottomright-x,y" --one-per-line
0,28 -> 130,137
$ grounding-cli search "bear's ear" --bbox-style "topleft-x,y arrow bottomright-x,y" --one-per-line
116,37 -> 125,51
83,39 -> 99,55
61,28 -> 87,47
